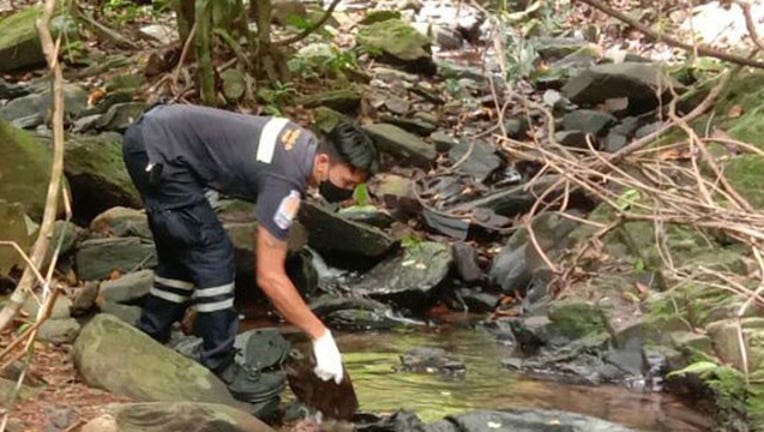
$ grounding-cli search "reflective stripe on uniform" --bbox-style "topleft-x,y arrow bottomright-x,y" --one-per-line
154,275 -> 194,291
194,282 -> 234,298
196,298 -> 235,313
149,286 -> 190,303
256,118 -> 289,164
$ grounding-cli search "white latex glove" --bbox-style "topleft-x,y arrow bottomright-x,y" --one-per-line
312,329 -> 344,385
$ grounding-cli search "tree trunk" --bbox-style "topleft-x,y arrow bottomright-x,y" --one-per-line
173,0 -> 195,43
250,0 -> 289,83
195,0 -> 216,105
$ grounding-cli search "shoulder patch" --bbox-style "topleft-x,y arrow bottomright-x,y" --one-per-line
281,127 -> 301,151
273,190 -> 301,230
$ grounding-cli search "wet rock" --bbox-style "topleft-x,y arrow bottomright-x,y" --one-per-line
452,242 -> 483,283
670,331 -> 713,354
0,7 -> 75,72
0,84 -> 88,128
90,206 -> 152,239
457,288 -> 499,313
422,209 -> 471,240
0,77 -> 30,99
299,202 -> 394,262
338,205 -> 394,229
357,19 -> 436,75
37,318 -> 81,344
100,302 -> 142,326
398,347 -> 465,376
81,402 -> 273,432
633,121 -> 662,139
97,269 -> 153,307
350,242 -> 452,309
76,237 -> 157,281
371,66 -> 419,84
439,409 -> 636,432
548,300 -> 607,340
355,410 -> 426,432
297,87 -> 362,114
48,220 -> 82,260
536,37 -> 594,60
72,281 -> 99,316
448,140 -> 502,183
363,123 -> 437,167
562,110 -> 616,136
707,318 -> 764,371
0,200 -> 35,275
379,115 -> 436,136
611,116 -> 641,137
65,133 -> 142,221
562,63 -> 682,113
430,131 -> 457,152
313,106 -> 352,134
503,118 -> 529,139
74,314 -> 235,404
0,120 -> 55,220
221,69 -> 246,103
309,295 -> 401,330
95,102 -> 148,132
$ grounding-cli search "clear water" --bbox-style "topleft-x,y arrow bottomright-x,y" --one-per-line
329,327 -> 712,432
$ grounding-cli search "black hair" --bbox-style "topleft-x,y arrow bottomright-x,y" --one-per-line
318,121 -> 379,174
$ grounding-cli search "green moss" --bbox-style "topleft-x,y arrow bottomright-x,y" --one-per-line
713,73 -> 764,149
547,300 -> 607,339
357,19 -> 431,61
359,10 -> 401,25
0,119 -> 53,220
724,154 -> 764,210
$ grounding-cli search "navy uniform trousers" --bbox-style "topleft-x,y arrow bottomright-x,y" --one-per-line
122,116 -> 237,372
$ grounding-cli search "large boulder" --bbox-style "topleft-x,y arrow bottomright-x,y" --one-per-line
73,314 -> 236,404
429,409 -> 635,432
349,242 -> 452,309
97,269 -> 153,306
76,237 -> 157,281
0,6 -> 77,72
0,83 -> 88,128
298,202 -> 394,264
0,119 -> 53,220
363,123 -> 437,167
357,19 -> 436,75
562,63 -> 682,114
65,133 -> 142,221
0,200 -> 36,275
81,402 -> 274,432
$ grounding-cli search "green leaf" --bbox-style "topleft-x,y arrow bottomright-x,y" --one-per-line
616,188 -> 640,211
353,183 -> 369,206
666,361 -> 719,378
634,258 -> 645,272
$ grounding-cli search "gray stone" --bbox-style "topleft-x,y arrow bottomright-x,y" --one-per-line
0,7 -> 76,72
74,314 -> 236,404
313,106 -> 353,134
96,102 -> 148,132
458,289 -> 499,313
379,115 -> 436,136
337,205 -> 394,228
299,202 -> 394,260
399,347 -> 465,375
368,173 -> 420,213
37,318 -> 81,344
554,130 -> 590,148
441,409 -> 636,432
670,331 -> 713,353
72,281 -> 99,316
536,37 -> 592,60
611,116 -> 641,137
98,269 -> 153,306
76,237 -> 157,281
296,88 -> 361,113
603,132 -> 628,153
221,69 -> 246,103
90,206 -> 152,240
430,131 -> 457,152
562,62 -> 682,113
138,24 -> 177,45
433,25 -> 463,51
562,109 -> 616,135
452,242 -> 483,283
0,377 -> 38,405
364,123 -> 437,167
384,96 -> 410,115
65,133 -> 142,221
22,295 -> 71,320
503,118 -> 528,139
350,242 -> 453,309
357,19 -> 436,75
81,402 -> 274,432
0,84 -> 88,128
448,140 -> 502,183
100,302 -> 143,326
0,77 -> 30,99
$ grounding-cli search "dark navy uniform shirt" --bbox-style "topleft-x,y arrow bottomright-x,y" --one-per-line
139,104 -> 316,240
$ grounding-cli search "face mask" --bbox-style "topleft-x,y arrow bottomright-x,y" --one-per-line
319,180 -> 354,202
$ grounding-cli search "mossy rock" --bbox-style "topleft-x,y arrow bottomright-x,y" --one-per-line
547,300 -> 607,340
313,106 -> 353,134
296,87 -> 362,114
712,72 -> 764,149
357,19 -> 435,74
0,6 -> 78,72
0,119 -> 59,220
359,10 -> 401,25
65,132 -> 141,221
724,154 -> 764,210
73,314 -> 236,405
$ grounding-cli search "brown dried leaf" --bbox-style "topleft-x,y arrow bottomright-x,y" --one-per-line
728,104 -> 744,118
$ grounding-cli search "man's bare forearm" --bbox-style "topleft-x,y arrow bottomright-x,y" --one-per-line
259,273 -> 325,339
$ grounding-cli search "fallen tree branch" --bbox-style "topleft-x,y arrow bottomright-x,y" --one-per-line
272,0 -> 342,47
576,0 -> 764,69
75,6 -> 140,49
